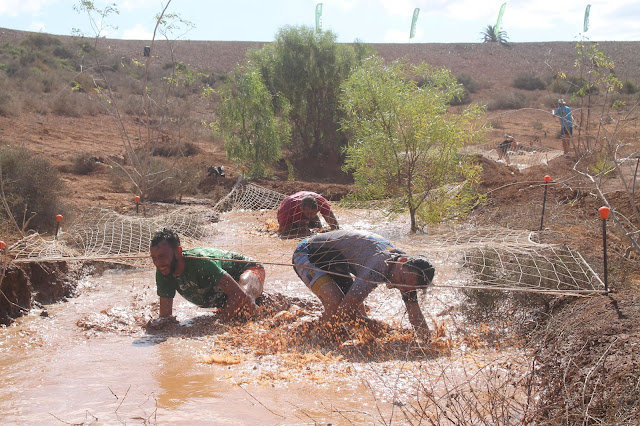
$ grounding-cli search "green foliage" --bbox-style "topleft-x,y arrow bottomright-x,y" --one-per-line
339,57 -> 486,232
512,73 -> 545,90
217,67 -> 291,178
0,146 -> 64,232
481,25 -> 509,45
588,152 -> 616,177
244,26 -> 363,159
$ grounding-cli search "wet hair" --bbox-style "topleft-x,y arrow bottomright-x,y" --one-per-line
150,228 -> 180,249
301,195 -> 318,210
403,256 -> 435,287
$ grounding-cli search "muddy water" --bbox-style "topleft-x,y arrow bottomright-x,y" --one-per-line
0,208 -> 530,424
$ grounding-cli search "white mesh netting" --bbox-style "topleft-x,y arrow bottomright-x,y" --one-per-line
8,182 -> 605,295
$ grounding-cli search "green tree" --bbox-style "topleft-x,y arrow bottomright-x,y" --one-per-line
339,57 -> 486,232
481,25 -> 509,45
217,67 -> 291,178
244,26 -> 364,163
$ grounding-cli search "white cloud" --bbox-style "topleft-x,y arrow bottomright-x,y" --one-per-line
27,21 -> 46,32
383,28 -> 412,43
121,24 -> 154,40
0,0 -> 56,16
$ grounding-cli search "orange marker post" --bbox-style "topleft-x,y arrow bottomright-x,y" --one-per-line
539,175 -> 552,231
0,240 -> 6,251
599,206 -> 610,293
55,214 -> 63,240
135,195 -> 141,214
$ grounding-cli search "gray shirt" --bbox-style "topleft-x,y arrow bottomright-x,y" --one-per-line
305,230 -> 404,300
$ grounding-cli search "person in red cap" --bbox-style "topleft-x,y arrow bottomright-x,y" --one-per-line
277,191 -> 339,236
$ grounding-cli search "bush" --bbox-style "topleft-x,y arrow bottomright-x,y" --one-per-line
0,146 -> 64,232
513,73 -> 545,90
549,76 -> 598,95
456,73 -> 479,93
70,153 -> 98,175
487,92 -> 526,111
621,79 -> 638,94
144,157 -> 200,202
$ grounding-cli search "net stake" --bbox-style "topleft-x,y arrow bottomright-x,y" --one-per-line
134,195 -> 141,214
539,175 -> 551,231
54,214 -> 63,240
599,206 -> 610,293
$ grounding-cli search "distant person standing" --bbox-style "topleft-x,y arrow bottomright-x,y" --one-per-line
497,134 -> 515,165
553,99 -> 573,155
277,191 -> 339,236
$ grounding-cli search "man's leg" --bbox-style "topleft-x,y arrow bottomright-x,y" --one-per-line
239,266 -> 265,302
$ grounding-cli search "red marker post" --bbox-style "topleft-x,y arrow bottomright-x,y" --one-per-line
55,214 -> 63,240
135,195 -> 141,214
539,175 -> 552,231
599,206 -> 610,293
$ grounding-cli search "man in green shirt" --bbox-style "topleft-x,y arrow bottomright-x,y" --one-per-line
148,228 -> 264,328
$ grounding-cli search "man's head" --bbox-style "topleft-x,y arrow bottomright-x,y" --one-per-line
558,98 -> 566,106
387,255 -> 435,290
300,195 -> 319,220
150,228 -> 182,276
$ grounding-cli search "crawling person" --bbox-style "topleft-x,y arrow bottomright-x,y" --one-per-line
277,191 -> 339,236
147,228 -> 264,328
292,230 -> 435,340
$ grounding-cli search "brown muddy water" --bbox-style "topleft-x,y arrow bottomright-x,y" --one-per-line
0,208 -> 532,424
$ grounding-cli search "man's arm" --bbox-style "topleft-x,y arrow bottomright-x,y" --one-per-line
216,273 -> 259,320
401,291 -> 430,340
146,297 -> 177,330
322,210 -> 339,230
333,279 -> 376,321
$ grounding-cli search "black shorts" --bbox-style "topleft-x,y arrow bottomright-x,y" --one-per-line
561,126 -> 573,136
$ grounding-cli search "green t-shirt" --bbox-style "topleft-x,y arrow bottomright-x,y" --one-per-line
155,248 -> 260,308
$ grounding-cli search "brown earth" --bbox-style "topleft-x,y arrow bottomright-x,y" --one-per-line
1,28 -> 640,422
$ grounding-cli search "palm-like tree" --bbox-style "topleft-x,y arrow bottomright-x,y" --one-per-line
481,25 -> 509,45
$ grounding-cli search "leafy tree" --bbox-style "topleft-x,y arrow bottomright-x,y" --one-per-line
481,25 -> 509,45
242,26 -> 364,162
216,67 -> 291,178
339,57 -> 486,232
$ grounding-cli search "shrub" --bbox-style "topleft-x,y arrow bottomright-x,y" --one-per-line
549,76 -> 598,95
487,92 -> 526,111
70,153 -> 98,175
456,73 -> 479,93
0,146 -> 64,232
49,91 -> 83,117
621,80 -> 638,94
513,73 -> 545,90
144,157 -> 200,202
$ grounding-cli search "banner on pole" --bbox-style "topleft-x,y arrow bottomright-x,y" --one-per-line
495,2 -> 507,33
410,7 -> 420,39
584,4 -> 591,32
316,3 -> 323,32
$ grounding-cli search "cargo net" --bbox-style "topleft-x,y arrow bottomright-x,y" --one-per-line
215,181 -> 286,211
9,206 -> 210,267
466,142 -> 564,170
423,227 -> 605,295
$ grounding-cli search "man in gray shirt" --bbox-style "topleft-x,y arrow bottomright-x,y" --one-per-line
292,230 -> 435,339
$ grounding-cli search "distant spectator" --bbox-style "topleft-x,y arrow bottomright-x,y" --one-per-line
553,99 -> 573,155
277,191 -> 339,236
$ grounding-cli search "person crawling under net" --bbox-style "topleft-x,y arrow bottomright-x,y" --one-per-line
292,229 -> 435,340
147,228 -> 264,329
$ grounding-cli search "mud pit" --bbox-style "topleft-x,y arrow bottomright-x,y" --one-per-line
0,208 -> 533,424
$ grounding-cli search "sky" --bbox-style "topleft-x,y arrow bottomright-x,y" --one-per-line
0,0 -> 639,44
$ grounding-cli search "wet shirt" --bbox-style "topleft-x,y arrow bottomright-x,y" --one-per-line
155,248 -> 260,308
277,191 -> 333,228
303,230 -> 404,300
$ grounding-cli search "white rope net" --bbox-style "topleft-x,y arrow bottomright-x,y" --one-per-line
466,143 -> 564,170
8,182 -> 604,295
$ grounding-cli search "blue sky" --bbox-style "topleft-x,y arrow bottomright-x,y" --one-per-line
1,0 -> 639,43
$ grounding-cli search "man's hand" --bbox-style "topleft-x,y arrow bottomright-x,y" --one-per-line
146,315 -> 178,331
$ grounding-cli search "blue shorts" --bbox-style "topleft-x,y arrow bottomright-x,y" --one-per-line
292,239 -> 328,290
